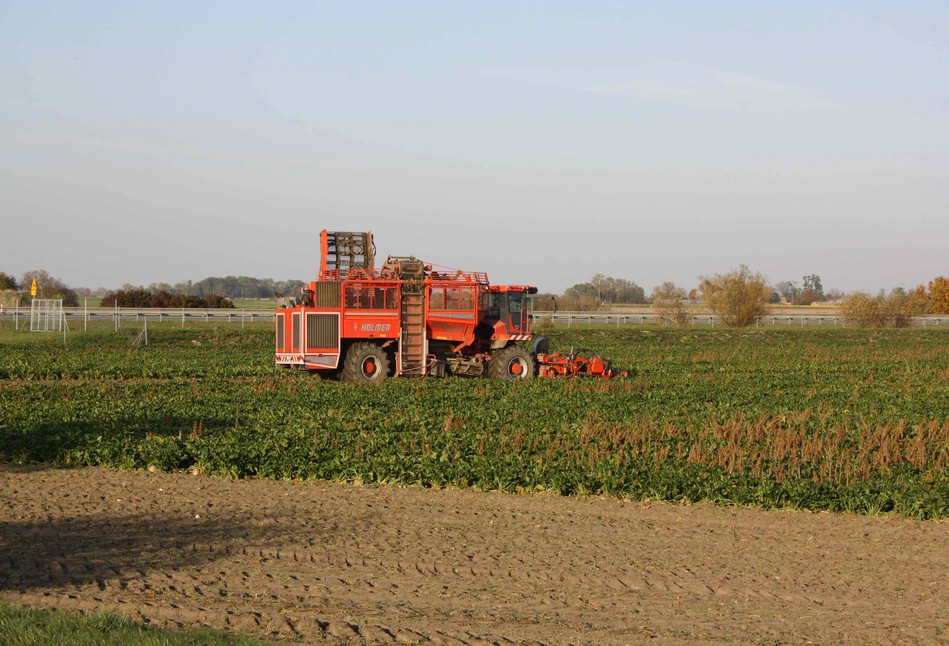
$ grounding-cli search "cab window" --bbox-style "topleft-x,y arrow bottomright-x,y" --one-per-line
345,286 -> 397,309
431,286 -> 474,311
483,292 -> 500,318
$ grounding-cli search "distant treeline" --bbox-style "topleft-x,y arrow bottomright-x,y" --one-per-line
532,274 -> 648,312
1,270 -> 80,306
100,288 -> 235,309
1,271 -> 307,306
138,276 -> 306,300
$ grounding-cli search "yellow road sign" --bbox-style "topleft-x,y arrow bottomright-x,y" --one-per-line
30,278 -> 37,297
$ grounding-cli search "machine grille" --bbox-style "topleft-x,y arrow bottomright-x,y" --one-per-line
316,282 -> 341,308
275,313 -> 284,351
292,313 -> 301,351
306,313 -> 339,349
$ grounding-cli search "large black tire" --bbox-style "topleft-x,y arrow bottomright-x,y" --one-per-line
488,345 -> 536,380
341,342 -> 391,383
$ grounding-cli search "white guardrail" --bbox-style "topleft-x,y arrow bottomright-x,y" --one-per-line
533,312 -> 949,327
0,307 -> 276,327
0,307 -> 947,328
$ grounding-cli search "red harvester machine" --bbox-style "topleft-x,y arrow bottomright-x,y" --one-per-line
275,230 -> 626,382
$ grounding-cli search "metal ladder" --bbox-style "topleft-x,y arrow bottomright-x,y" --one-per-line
397,259 -> 426,375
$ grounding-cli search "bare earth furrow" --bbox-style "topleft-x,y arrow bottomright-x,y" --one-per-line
3,466 -> 949,645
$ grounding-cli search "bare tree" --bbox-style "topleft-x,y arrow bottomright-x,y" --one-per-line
895,286 -> 929,327
590,273 -> 607,304
699,265 -> 771,327
531,293 -> 558,312
650,282 -> 690,326
841,287 -> 928,328
20,269 -> 79,306
774,281 -> 799,303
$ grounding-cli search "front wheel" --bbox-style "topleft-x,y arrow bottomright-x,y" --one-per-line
488,345 -> 536,380
341,342 -> 391,383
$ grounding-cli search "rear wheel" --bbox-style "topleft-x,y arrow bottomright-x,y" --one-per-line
488,345 -> 535,380
341,342 -> 390,383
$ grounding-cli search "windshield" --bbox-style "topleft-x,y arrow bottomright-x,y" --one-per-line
508,292 -> 524,312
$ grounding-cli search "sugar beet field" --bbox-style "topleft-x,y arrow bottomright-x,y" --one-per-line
3,324 -> 949,518
6,324 -> 949,645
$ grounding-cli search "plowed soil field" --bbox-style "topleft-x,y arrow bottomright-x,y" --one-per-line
2,466 -> 948,645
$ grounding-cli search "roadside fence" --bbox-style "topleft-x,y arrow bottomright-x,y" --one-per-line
0,306 -> 274,331
532,312 -> 949,327
1,307 -> 948,330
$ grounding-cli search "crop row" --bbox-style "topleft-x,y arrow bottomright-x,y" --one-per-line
0,326 -> 277,379
2,326 -> 949,517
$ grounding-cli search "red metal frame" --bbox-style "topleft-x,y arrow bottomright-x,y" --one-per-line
278,230 -> 540,376
536,352 -> 628,379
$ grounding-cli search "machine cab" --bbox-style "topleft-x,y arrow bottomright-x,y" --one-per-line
484,286 -> 537,338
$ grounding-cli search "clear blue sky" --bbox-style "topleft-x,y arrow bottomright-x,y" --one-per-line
2,1 -> 947,293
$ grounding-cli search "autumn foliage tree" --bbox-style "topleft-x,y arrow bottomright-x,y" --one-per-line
699,265 -> 771,327
792,289 -> 822,305
929,277 -> 949,315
